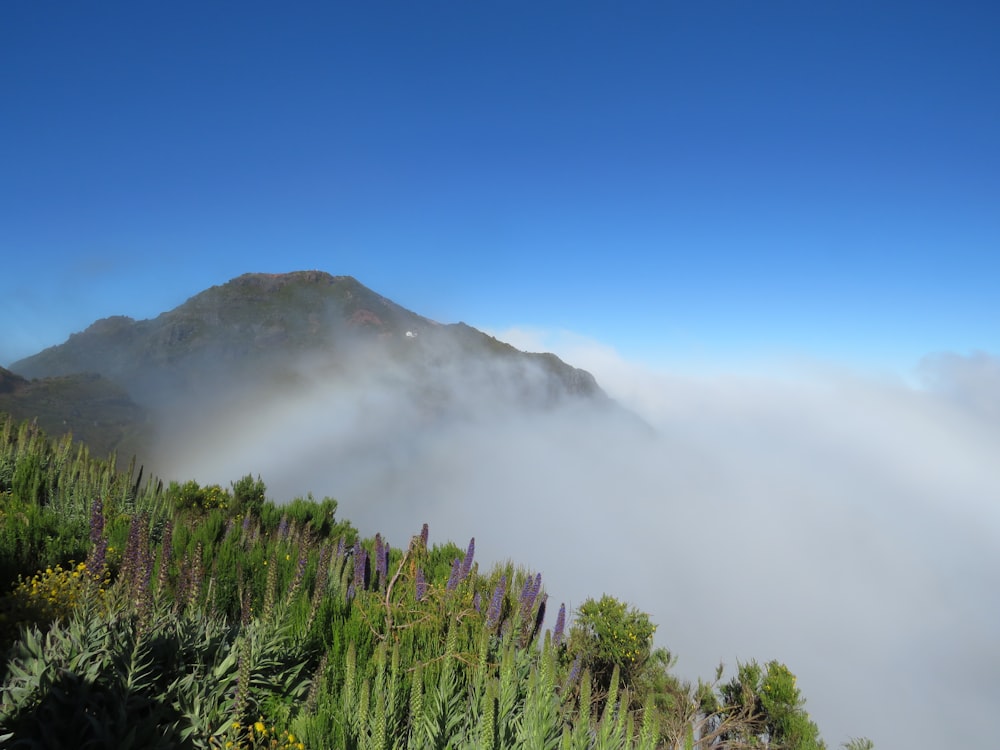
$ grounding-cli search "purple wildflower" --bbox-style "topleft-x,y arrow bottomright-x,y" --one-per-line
120,514 -> 142,584
473,591 -> 482,613
459,537 -> 475,581
485,575 -> 506,629
552,603 -> 566,647
89,496 -> 104,546
518,576 -> 535,622
242,513 -> 252,534
518,577 -> 532,603
375,534 -> 388,585
563,655 -> 582,692
446,558 -> 461,591
156,519 -> 173,594
89,537 -> 108,581
277,515 -> 289,541
120,513 -> 154,624
420,523 -> 429,549
121,513 -> 154,618
352,541 -> 369,592
87,496 -> 107,577
415,568 -> 427,601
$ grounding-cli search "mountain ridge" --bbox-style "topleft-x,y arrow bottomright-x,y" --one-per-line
5,272 -> 612,462
12,270 -> 603,403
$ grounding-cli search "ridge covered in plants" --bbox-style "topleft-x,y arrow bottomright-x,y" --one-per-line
0,414 -> 866,749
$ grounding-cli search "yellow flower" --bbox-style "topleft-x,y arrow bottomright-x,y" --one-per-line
255,720 -> 266,734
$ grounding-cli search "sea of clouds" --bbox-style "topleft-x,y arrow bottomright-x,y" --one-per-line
156,333 -> 1000,750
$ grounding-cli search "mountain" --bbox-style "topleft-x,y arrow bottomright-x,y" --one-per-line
7,272 -> 613,464
0,366 -> 147,459
12,271 -> 603,405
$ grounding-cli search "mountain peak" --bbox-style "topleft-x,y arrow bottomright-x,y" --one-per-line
10,271 -> 605,411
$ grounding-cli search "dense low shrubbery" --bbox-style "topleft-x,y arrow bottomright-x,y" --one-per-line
0,415 -> 859,749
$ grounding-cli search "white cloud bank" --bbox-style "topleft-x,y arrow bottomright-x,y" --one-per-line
157,334 -> 1000,750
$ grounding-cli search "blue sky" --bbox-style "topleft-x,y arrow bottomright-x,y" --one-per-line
2,1 -> 998,371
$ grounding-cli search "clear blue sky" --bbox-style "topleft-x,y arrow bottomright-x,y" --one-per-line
3,1 -> 998,371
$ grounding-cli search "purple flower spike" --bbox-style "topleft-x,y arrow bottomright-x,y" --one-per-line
459,537 -> 475,580
473,591 -> 482,612
564,655 -> 582,691
553,603 -> 566,647
277,515 -> 289,540
485,575 -> 506,629
374,534 -> 388,584
420,523 -> 429,549
379,540 -> 389,585
89,496 -> 105,546
446,558 -> 461,591
87,495 -> 107,577
519,577 -> 532,605
415,568 -> 427,601
518,575 -> 539,622
352,541 -> 368,592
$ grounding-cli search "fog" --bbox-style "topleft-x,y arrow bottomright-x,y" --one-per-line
156,339 -> 1000,749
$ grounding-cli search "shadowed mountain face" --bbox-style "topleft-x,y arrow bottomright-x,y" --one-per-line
8,272 -> 612,465
0,367 -> 147,459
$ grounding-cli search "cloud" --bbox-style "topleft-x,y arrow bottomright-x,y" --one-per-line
154,333 -> 1000,750
917,349 -> 1000,420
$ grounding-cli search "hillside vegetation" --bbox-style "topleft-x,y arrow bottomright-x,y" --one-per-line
0,414 -> 866,749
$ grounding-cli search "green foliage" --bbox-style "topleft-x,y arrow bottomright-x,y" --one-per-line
167,479 -> 231,513
568,594 -> 657,694
719,660 -> 826,750
0,413 -> 860,750
231,473 -> 267,516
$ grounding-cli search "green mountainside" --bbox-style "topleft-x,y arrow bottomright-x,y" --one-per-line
0,366 -> 147,460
